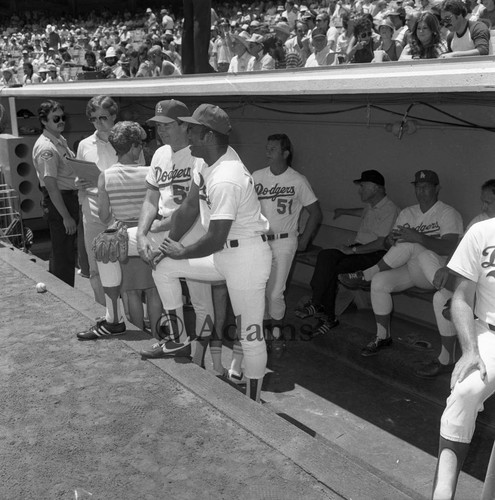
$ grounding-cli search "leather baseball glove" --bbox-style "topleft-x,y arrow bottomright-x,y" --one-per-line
93,221 -> 129,264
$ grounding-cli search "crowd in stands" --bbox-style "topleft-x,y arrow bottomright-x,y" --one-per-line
0,0 -> 493,86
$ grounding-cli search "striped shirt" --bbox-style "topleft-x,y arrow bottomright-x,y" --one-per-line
104,163 -> 149,224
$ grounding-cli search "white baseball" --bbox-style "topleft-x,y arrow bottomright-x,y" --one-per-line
36,282 -> 47,293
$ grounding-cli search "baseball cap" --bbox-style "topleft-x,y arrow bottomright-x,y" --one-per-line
105,46 -> 117,58
412,170 -> 439,185
353,170 -> 385,186
147,99 -> 190,125
179,104 -> 231,136
311,27 -> 327,39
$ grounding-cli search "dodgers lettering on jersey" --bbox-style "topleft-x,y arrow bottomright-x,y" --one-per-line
394,200 -> 463,239
252,166 -> 317,235
146,145 -> 202,219
448,218 -> 495,325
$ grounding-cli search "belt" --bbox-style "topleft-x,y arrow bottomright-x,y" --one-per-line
41,187 -> 77,195
224,234 -> 267,249
266,233 -> 290,241
489,323 -> 495,332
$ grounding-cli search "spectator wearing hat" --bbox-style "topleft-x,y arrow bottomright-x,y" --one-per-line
147,45 -> 181,76
246,33 -> 268,70
374,17 -> 403,61
305,27 -> 337,66
439,0 -> 491,58
399,11 -> 448,59
285,20 -> 311,64
103,46 -> 125,79
0,67 -> 19,87
37,65 -> 48,83
212,19 -> 233,72
45,64 -> 63,83
145,8 -> 158,31
273,21 -> 291,68
161,8 -> 175,30
228,31 -> 255,72
339,170 -> 463,357
295,170 -> 399,338
387,4 -> 410,47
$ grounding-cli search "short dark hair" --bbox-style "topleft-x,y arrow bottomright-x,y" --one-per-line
441,0 -> 467,17
267,133 -> 293,166
482,179 -> 495,194
198,126 -> 229,147
86,95 -> 118,119
109,121 -> 146,155
38,100 -> 64,129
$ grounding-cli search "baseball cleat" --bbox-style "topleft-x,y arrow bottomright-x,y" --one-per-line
76,319 -> 126,340
295,300 -> 325,319
140,339 -> 191,359
361,336 -> 392,357
310,318 -> 339,338
338,270 -> 370,290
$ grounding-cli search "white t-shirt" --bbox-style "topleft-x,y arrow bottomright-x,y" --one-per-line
252,166 -> 317,235
146,145 -> 203,219
193,146 -> 269,239
394,200 -> 463,239
448,218 -> 495,325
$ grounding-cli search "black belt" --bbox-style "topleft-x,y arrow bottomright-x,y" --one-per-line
225,234 -> 267,248
266,233 -> 289,241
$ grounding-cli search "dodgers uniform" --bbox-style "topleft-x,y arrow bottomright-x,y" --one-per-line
440,218 -> 495,443
152,146 -> 272,379
252,166 -> 317,320
97,144 -> 214,336
371,200 -> 463,316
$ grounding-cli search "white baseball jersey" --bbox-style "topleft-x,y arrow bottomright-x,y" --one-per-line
394,201 -> 463,238
193,146 -> 269,239
146,145 -> 203,218
252,166 -> 318,235
448,218 -> 495,325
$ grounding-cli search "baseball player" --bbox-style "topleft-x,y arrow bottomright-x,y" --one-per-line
252,133 -> 321,347
432,217 -> 495,499
415,179 -> 495,378
77,100 -> 215,367
339,170 -> 463,356
140,104 -> 272,402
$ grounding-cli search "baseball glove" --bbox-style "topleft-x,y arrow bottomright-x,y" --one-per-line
93,221 -> 129,264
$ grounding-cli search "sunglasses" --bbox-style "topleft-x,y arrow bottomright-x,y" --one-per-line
359,31 -> 372,39
52,115 -> 66,123
89,116 -> 109,123
441,15 -> 454,25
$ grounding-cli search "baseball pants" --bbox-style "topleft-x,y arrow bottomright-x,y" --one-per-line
152,236 -> 272,379
97,221 -> 214,335
371,242 -> 446,315
433,288 -> 456,338
265,236 -> 298,321
440,320 -> 495,443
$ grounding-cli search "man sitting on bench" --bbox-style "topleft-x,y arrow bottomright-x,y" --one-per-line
295,170 -> 399,337
339,170 -> 463,357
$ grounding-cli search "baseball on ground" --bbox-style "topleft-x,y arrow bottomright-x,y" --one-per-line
36,282 -> 47,293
